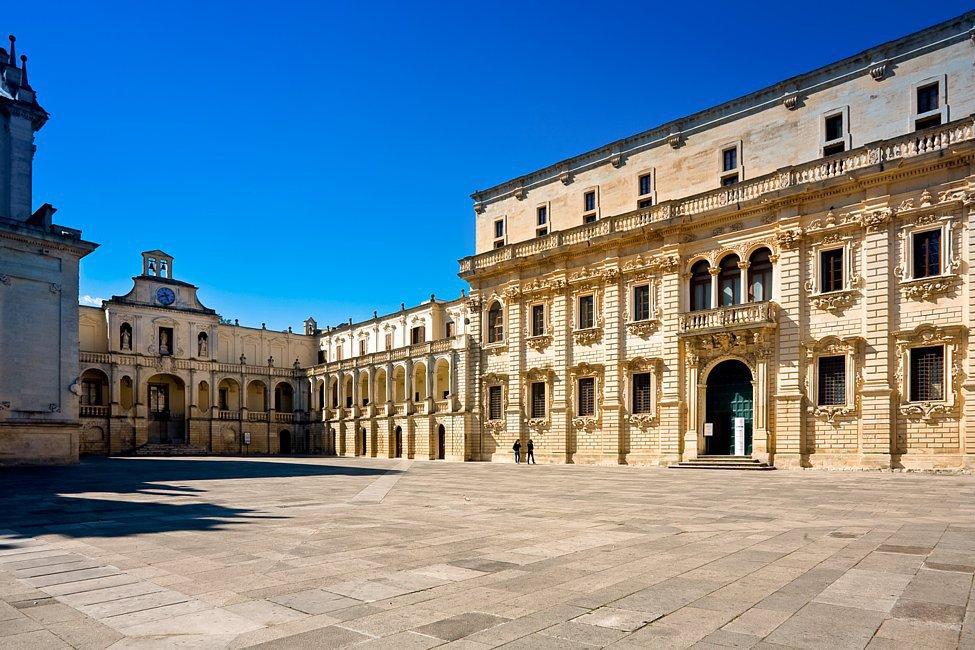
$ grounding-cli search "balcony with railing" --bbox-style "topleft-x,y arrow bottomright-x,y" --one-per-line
678,302 -> 777,335
459,117 -> 975,276
80,405 -> 110,417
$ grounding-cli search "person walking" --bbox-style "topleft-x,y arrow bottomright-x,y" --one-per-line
526,439 -> 536,464
512,439 -> 521,464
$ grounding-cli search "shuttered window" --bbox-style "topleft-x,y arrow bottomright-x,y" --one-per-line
531,304 -> 545,337
488,386 -> 503,420
633,285 -> 650,321
578,377 -> 595,417
531,382 -> 546,419
913,230 -> 941,279
579,295 -> 595,329
821,249 -> 844,293
632,373 -> 652,414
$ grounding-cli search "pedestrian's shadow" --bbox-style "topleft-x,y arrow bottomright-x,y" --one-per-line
0,457 -> 396,541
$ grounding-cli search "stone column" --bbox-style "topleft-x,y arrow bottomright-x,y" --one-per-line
752,351 -> 770,463
601,263 -> 623,464
551,280 -> 570,462
506,294 -> 524,454
859,207 -> 894,468
658,249 -> 682,465
773,224 -> 805,468
684,354 -> 699,460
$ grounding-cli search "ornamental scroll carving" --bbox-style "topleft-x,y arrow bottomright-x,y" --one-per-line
802,336 -> 864,424
893,324 -> 966,423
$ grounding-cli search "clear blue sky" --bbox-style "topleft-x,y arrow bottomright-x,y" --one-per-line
7,1 -> 972,330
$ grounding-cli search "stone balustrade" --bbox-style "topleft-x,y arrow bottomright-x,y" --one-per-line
678,302 -> 777,334
459,116 -> 975,275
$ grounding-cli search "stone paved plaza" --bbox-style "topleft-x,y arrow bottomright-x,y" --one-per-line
0,458 -> 973,648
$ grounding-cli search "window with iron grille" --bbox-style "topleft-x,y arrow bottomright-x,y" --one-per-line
632,373 -> 652,414
633,285 -> 650,321
578,377 -> 595,417
488,385 -> 503,420
578,295 -> 595,329
817,356 -> 846,406
530,382 -> 546,419
910,346 -> 945,402
912,229 -> 941,279
820,248 -> 844,293
531,304 -> 545,337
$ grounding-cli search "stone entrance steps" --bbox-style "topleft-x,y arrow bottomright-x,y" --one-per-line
134,444 -> 208,457
670,455 -> 775,470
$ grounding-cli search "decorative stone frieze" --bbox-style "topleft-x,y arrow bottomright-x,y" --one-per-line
526,334 -> 552,352
625,320 -> 659,338
809,289 -> 858,314
900,276 -> 956,300
573,328 -> 602,346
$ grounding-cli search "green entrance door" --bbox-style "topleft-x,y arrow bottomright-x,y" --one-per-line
705,360 -> 753,455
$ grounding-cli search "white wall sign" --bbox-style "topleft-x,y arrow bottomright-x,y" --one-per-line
704,422 -> 714,437
734,418 -> 745,456
243,432 -> 251,445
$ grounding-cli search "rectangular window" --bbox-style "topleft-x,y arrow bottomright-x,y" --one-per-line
494,219 -> 504,239
336,347 -> 343,361
578,295 -> 595,329
632,373 -> 652,414
584,190 -> 596,212
219,388 -> 229,411
722,147 -> 737,172
536,206 -> 547,226
721,173 -> 738,186
530,382 -> 546,419
638,173 -> 652,196
317,350 -> 325,364
912,229 -> 941,279
820,248 -> 844,293
488,385 -> 503,420
910,346 -> 945,402
81,380 -> 101,406
536,227 -> 548,236
385,333 -> 393,350
633,285 -> 650,321
583,213 -> 597,223
359,340 -> 367,356
638,198 -> 653,209
411,326 -> 425,345
823,113 -> 846,156
578,377 -> 595,417
915,82 -> 942,130
817,356 -> 846,406
824,114 -> 844,142
917,83 -> 939,114
531,304 -> 545,337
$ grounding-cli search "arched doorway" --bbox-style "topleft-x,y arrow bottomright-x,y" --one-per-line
705,360 -> 753,455
394,426 -> 403,458
279,429 -> 292,454
437,424 -> 446,460
145,373 -> 186,444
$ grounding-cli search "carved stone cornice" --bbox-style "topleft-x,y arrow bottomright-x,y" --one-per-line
899,276 -> 957,301
809,289 -> 858,315
573,327 -> 602,346
526,334 -> 552,352
625,320 -> 659,338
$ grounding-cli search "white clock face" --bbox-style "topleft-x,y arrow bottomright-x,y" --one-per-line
156,287 -> 176,306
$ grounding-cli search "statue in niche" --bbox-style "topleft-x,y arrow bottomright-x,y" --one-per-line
198,334 -> 208,357
121,328 -> 131,350
159,331 -> 170,355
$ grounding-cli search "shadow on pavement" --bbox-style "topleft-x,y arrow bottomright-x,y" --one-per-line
0,457 -> 395,540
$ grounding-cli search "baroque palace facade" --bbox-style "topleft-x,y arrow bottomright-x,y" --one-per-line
4,13 -> 975,469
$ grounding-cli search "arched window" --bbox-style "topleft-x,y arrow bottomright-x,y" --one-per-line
119,322 -> 133,350
487,301 -> 504,343
718,254 -> 741,307
748,248 -> 773,302
690,261 -> 712,311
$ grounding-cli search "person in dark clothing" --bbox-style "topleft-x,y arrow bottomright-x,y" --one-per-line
526,439 -> 536,464
512,439 -> 521,464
